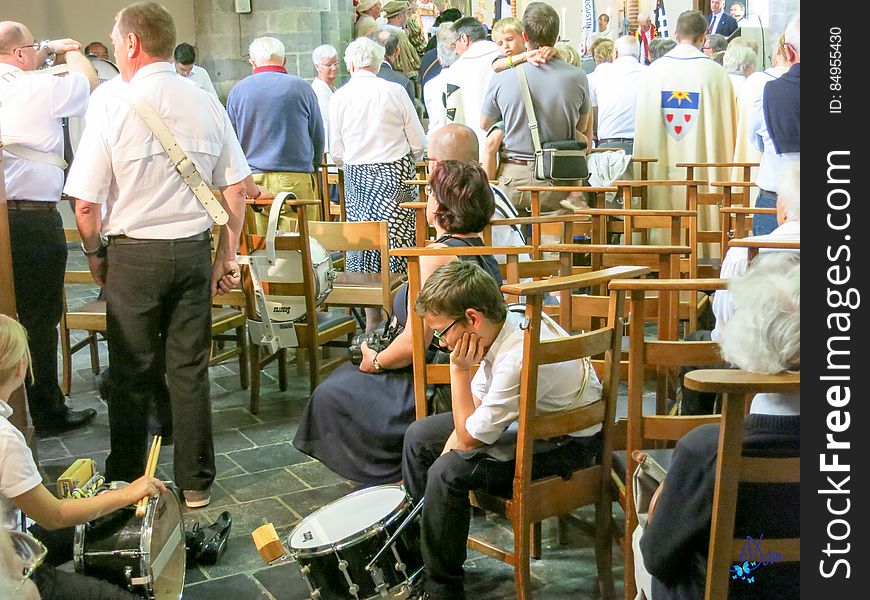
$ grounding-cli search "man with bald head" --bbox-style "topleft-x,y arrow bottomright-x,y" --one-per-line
427,124 -> 525,253
65,2 -> 252,509
1,21 -> 98,436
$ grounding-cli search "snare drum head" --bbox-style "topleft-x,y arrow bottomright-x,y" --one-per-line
289,485 -> 407,553
145,490 -> 186,599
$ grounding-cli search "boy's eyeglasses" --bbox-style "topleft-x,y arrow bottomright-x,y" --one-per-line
7,530 -> 48,594
431,319 -> 459,346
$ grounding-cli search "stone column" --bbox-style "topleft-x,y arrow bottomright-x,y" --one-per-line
193,0 -> 354,101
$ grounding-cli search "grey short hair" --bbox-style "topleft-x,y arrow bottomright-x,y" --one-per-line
615,35 -> 640,60
311,44 -> 338,65
723,44 -> 756,74
649,38 -> 676,61
706,33 -> 728,52
784,14 -> 800,54
249,37 -> 285,62
718,252 -> 800,374
451,17 -> 487,43
371,28 -> 400,57
436,23 -> 459,68
344,36 -> 385,71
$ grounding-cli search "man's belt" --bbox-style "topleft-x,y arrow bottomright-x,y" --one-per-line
500,156 -> 533,166
107,230 -> 211,244
597,137 -> 634,144
5,200 -> 57,211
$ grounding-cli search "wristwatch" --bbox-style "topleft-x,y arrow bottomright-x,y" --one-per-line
372,353 -> 383,372
81,235 -> 108,258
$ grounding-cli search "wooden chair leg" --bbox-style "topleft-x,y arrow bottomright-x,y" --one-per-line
60,327 -> 72,397
514,518 -> 533,600
237,325 -> 249,390
278,348 -> 288,391
531,522 -> 542,560
249,343 -> 261,414
88,333 -> 100,375
308,338 -> 319,393
595,497 -> 616,599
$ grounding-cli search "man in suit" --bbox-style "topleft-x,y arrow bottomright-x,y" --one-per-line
371,28 -> 416,103
707,0 -> 738,37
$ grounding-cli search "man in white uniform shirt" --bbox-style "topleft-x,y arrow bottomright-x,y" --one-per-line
65,2 -> 251,509
173,41 -> 217,96
441,17 -> 501,162
589,35 -> 647,154
403,261 -> 602,599
0,21 -> 99,436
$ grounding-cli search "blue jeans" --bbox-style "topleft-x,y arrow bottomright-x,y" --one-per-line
752,189 -> 778,236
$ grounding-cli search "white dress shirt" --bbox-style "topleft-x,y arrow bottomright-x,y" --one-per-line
0,64 -> 89,202
311,77 -> 335,170
748,73 -> 800,192
1,399 -> 43,529
711,220 -> 800,340
64,62 -> 250,239
423,69 -> 448,136
329,70 -> 425,166
466,311 -> 602,445
588,55 -> 647,140
184,64 -> 218,96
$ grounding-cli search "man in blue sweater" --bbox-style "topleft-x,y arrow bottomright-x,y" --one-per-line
227,36 -> 324,225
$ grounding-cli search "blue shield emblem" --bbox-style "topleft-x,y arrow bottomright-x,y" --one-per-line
661,91 -> 700,140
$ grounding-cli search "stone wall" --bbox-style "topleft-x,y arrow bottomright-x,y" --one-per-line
194,0 -> 354,102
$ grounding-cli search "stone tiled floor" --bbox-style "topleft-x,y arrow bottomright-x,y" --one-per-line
36,247 -> 628,599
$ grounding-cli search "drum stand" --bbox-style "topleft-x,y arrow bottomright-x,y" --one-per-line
366,497 -> 425,596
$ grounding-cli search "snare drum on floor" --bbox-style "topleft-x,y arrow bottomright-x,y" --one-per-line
74,488 -> 186,600
288,484 -> 423,600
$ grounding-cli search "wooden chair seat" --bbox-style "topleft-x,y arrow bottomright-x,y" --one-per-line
333,271 -> 405,289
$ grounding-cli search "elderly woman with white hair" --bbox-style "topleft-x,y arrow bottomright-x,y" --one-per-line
311,44 -> 339,201
636,251 -> 800,600
723,43 -> 757,99
330,36 -> 426,330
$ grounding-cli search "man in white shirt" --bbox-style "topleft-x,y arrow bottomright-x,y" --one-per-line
0,21 -> 99,436
589,35 -> 647,154
441,17 -> 501,162
65,2 -> 251,509
173,41 -> 217,96
403,260 -> 602,599
423,23 -> 458,136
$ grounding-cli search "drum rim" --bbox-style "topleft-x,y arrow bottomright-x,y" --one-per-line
288,484 -> 409,558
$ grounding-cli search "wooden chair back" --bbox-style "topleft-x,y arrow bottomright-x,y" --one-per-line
718,205 -> 777,254
684,369 -> 800,600
308,219 -> 403,314
317,159 -> 346,222
728,239 -> 800,263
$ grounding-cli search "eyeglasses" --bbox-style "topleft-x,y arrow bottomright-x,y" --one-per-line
424,184 -> 433,197
431,319 -> 459,346
7,530 -> 48,594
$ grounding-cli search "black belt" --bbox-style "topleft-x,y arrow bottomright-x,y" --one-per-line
597,137 -> 633,143
6,200 -> 57,211
107,230 -> 211,244
500,156 -> 533,166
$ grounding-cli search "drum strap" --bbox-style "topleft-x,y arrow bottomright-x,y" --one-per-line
121,92 -> 229,225
1,142 -> 67,169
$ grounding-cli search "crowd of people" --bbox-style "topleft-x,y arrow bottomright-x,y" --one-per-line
0,1 -> 800,598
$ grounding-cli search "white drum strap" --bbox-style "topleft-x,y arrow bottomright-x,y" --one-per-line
1,142 -> 67,169
122,93 -> 229,225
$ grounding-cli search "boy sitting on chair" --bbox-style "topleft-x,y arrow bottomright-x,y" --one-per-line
401,261 -> 602,600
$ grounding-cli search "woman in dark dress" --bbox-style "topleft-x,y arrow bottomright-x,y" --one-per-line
293,161 -> 503,484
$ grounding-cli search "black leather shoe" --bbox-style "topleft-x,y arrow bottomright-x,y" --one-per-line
35,408 -> 98,437
186,511 -> 232,566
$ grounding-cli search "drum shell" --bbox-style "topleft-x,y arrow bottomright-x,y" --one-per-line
289,486 -> 423,600
74,489 -> 186,600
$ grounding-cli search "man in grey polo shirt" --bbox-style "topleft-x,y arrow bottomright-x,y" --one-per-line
481,2 -> 591,214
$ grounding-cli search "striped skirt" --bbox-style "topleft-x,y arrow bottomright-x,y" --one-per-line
343,154 -> 418,274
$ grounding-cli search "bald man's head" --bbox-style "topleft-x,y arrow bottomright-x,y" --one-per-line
0,22 -> 28,56
427,124 -> 480,166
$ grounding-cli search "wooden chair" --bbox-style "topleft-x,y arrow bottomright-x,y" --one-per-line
684,369 -> 800,600
607,278 -> 727,599
317,160 -> 346,222
208,288 -> 249,389
308,219 -> 405,317
728,239 -> 800,263
718,206 -> 777,254
59,231 -> 105,396
239,197 -> 356,412
462,269 -> 647,600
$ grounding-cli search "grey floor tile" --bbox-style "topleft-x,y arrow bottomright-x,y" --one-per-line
227,442 -> 312,473
211,407 -> 261,430
287,460 -> 347,489
35,437 -> 70,461
252,560 -> 311,600
183,573 -> 271,599
220,467 -> 309,503
278,481 -> 357,520
238,419 -> 299,447
203,497 -> 299,541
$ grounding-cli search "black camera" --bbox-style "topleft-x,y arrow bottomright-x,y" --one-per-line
349,315 -> 403,365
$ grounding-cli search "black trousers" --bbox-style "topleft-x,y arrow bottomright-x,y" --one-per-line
8,206 -> 69,427
103,235 -> 215,490
402,412 -> 601,599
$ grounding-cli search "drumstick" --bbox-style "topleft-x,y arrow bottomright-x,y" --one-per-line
135,435 -> 161,518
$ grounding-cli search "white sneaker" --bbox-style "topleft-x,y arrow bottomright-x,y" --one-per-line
183,489 -> 211,508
